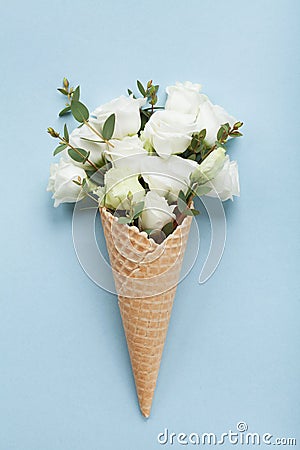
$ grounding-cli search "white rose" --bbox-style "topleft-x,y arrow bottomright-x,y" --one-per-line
165,81 -> 202,117
67,124 -> 106,167
196,95 -> 236,145
106,135 -> 147,168
206,156 -> 240,201
141,155 -> 198,201
47,158 -> 87,207
139,191 -> 176,231
104,167 -> 145,210
142,110 -> 195,158
190,148 -> 226,185
92,95 -> 146,139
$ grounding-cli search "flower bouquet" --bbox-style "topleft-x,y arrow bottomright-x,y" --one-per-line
47,79 -> 243,417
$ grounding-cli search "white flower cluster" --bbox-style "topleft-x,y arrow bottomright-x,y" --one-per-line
47,81 -> 240,231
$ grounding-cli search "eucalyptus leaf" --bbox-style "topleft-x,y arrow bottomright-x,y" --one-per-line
184,208 -> 200,216
64,124 -> 69,142
217,126 -> 226,141
223,122 -> 230,132
102,113 -> 115,140
133,201 -> 145,219
143,229 -> 153,235
137,80 -> 146,97
68,147 -> 89,163
199,129 -> 206,140
71,101 -> 89,123
161,221 -> 174,237
80,137 -> 104,144
178,190 -> 187,213
194,185 -> 212,196
118,217 -> 132,224
178,197 -> 188,213
230,131 -> 243,137
72,86 -> 80,102
53,144 -> 67,156
57,88 -> 68,96
59,106 -> 71,117
178,190 -> 186,202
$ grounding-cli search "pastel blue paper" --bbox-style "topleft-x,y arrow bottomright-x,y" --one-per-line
0,0 -> 299,449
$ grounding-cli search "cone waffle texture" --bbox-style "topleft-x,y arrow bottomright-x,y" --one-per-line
100,207 -> 192,417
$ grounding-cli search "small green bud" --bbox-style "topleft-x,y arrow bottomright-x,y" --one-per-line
63,77 -> 69,89
233,121 -> 243,129
147,80 -> 152,89
47,127 -> 60,138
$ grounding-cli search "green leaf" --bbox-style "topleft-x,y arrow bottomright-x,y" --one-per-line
133,201 -> 145,219
184,208 -> 200,216
161,221 -> 174,237
64,124 -> 69,142
118,217 -> 132,224
223,122 -> 230,133
143,228 -> 153,235
178,190 -> 186,202
177,190 -> 187,213
199,129 -> 206,140
140,112 -> 148,131
71,101 -> 89,123
127,88 -> 136,99
59,106 -> 71,117
194,185 -> 212,196
57,88 -> 68,96
68,147 -> 90,163
137,80 -> 146,96
80,137 -> 104,143
53,144 -> 67,156
191,136 -> 198,150
217,126 -> 226,141
72,86 -> 80,102
230,131 -> 243,137
195,142 -> 204,154
102,113 -> 115,140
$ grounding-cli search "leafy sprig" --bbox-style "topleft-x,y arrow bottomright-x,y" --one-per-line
57,77 -> 115,147
57,78 -> 76,117
47,125 -> 98,170
128,79 -> 161,131
184,121 -> 244,163
117,192 -> 145,225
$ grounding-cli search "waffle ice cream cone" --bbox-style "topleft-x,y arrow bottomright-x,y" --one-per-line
100,207 -> 192,417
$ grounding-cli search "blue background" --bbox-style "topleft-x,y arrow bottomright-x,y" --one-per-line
0,0 -> 299,448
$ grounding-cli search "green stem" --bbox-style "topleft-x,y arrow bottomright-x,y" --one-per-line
59,135 -> 99,171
